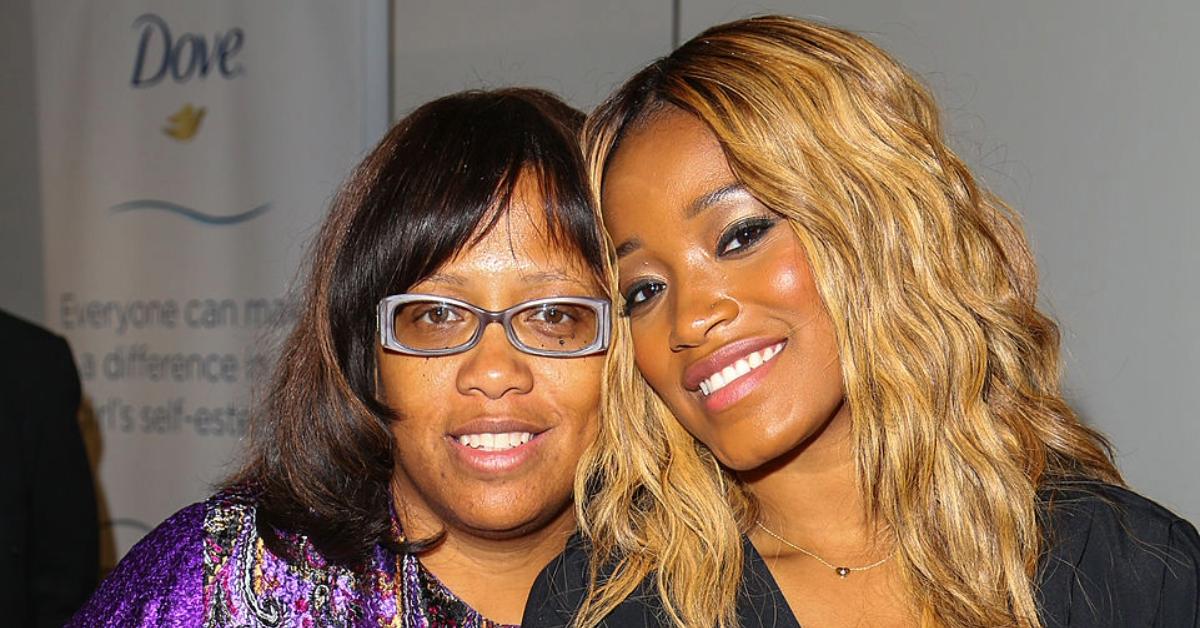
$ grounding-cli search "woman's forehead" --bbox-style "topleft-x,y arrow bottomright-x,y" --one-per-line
425,206 -> 595,287
602,110 -> 736,232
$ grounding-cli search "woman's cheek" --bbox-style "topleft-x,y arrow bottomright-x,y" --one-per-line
630,334 -> 667,390
761,247 -> 810,301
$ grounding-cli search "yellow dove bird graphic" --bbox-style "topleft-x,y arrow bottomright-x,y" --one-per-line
163,104 -> 206,141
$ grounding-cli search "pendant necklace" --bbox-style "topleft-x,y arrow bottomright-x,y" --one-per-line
755,521 -> 892,579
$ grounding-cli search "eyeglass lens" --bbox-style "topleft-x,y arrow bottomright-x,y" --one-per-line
391,300 -> 600,353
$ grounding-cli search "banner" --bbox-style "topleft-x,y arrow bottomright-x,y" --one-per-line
33,1 -> 385,566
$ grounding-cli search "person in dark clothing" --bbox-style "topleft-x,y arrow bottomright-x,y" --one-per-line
527,481 -> 1200,626
0,309 -> 99,627
523,15 -> 1199,628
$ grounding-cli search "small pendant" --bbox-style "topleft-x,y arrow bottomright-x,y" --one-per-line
835,567 -> 851,578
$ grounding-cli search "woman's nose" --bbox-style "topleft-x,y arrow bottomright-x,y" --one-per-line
455,323 -> 535,399
667,284 -> 740,352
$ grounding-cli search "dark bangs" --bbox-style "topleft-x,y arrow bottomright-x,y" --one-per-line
327,88 -> 602,421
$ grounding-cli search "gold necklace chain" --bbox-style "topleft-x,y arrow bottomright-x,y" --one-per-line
754,521 -> 893,579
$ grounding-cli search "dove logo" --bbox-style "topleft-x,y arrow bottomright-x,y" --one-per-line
130,13 -> 244,88
163,104 -> 205,141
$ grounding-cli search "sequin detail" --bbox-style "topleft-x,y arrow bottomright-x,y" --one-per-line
70,489 -> 517,627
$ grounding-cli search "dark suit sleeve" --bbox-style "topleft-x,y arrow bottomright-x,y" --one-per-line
28,335 -> 99,627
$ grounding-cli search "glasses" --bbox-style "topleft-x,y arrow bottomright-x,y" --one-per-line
377,294 -> 611,357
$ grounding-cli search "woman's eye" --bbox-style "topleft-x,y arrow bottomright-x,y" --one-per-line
621,281 -> 666,315
529,305 -> 572,325
416,305 -> 461,325
717,216 -> 777,256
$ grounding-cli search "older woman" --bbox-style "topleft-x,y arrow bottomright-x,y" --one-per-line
526,16 -> 1199,628
71,88 -> 609,627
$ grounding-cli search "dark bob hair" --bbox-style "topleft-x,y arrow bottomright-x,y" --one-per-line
229,88 -> 603,566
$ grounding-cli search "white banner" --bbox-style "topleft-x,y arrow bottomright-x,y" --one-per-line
33,1 -> 383,567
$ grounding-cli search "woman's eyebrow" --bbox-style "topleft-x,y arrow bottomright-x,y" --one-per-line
684,182 -> 750,219
422,272 -> 467,286
615,238 -> 641,259
522,270 -> 592,289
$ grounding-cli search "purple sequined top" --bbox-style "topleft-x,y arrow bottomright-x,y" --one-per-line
69,490 -> 518,627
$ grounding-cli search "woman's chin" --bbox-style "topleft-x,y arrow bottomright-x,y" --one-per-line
710,446 -> 779,473
706,427 -> 815,475
441,497 -> 572,541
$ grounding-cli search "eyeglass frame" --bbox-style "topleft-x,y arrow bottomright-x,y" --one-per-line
377,293 -> 611,358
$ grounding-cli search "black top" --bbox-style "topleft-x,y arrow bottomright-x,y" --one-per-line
522,482 -> 1200,627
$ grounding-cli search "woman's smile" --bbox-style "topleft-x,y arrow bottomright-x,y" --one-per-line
602,107 -> 848,471
449,430 -> 547,474
684,338 -> 788,412
445,417 -> 550,474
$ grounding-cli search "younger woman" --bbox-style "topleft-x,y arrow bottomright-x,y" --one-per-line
527,16 -> 1199,628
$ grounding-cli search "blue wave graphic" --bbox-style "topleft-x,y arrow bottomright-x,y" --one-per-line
110,199 -> 272,225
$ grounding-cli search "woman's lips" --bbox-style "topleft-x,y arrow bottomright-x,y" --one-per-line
447,427 -> 546,474
697,341 -> 784,396
683,337 -> 787,390
691,340 -> 787,413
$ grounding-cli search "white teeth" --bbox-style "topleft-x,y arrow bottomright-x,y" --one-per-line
698,342 -> 785,397
456,431 -> 534,452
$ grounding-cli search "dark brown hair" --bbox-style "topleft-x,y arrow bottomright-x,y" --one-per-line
228,88 -> 602,566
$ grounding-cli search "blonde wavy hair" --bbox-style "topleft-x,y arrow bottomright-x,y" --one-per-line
573,15 -> 1121,628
